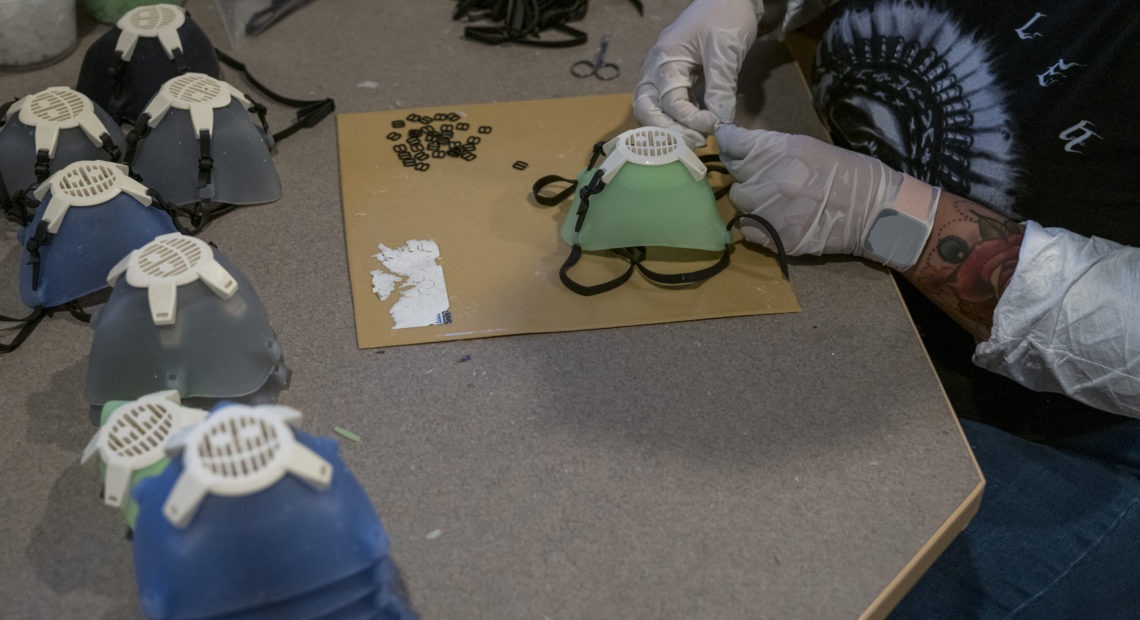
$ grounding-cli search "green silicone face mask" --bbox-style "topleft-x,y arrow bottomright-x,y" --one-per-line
559,127 -> 730,253
535,126 -> 787,296
81,390 -> 207,529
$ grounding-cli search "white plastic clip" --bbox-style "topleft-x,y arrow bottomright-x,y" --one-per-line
33,161 -> 152,234
106,233 -> 238,326
15,87 -> 112,157
597,126 -> 706,184
114,4 -> 188,62
161,404 -> 333,528
81,390 -> 207,509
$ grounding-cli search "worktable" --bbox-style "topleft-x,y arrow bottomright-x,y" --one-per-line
0,1 -> 982,618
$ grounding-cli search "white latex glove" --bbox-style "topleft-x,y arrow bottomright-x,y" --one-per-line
715,124 -> 940,271
634,0 -> 759,147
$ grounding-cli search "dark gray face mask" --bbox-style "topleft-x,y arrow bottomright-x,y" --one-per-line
0,87 -> 125,225
75,4 -> 223,125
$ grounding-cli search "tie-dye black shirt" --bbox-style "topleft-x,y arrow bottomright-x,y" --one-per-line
809,0 -> 1139,437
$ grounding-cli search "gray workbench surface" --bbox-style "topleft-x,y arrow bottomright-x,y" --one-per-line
0,1 -> 980,618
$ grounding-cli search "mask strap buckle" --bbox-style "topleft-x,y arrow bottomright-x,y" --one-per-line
24,221 -> 55,291
123,113 -> 152,165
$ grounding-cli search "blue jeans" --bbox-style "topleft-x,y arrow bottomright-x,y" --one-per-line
890,418 -> 1140,619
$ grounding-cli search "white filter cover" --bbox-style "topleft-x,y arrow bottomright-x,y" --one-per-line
143,73 -> 251,137
106,232 -> 238,326
598,126 -> 706,183
80,390 -> 207,508
32,160 -> 153,234
115,4 -> 188,62
161,404 -> 333,528
13,87 -> 110,157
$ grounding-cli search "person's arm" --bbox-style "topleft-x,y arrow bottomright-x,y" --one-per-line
900,193 -> 1024,343
715,124 -> 1140,418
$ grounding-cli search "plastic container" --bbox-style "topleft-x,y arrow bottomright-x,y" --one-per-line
0,0 -> 78,70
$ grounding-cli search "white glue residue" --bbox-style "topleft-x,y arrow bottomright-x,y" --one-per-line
370,240 -> 452,329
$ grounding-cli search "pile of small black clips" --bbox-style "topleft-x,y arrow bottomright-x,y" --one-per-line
387,112 -> 492,172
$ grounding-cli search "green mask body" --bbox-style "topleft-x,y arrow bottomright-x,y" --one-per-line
536,126 -> 788,295
560,159 -> 729,252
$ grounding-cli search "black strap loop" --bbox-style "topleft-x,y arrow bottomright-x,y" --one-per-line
559,244 -> 644,296
730,213 -> 790,280
531,174 -> 577,206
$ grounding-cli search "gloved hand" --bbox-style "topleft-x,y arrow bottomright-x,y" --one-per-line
633,0 -> 759,147
715,123 -> 941,271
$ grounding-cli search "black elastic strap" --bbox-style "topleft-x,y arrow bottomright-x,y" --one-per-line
1,188 -> 36,226
463,22 -> 587,48
0,170 -> 18,224
147,188 -> 232,236
0,301 -> 91,355
106,55 -> 129,121
171,47 -> 189,74
0,306 -> 47,354
634,246 -> 732,286
214,49 -> 335,144
559,244 -> 644,296
730,213 -> 790,280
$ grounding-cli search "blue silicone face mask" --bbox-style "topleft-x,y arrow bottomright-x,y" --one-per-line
18,160 -> 178,310
130,403 -> 417,620
0,87 -> 125,225
85,233 -> 290,421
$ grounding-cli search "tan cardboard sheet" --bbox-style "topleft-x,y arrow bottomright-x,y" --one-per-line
337,94 -> 799,349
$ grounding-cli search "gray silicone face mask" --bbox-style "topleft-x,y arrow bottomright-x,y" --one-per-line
0,87 -> 125,220
126,73 -> 282,208
85,233 -> 290,417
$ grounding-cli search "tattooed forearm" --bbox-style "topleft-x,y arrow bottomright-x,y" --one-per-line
902,194 -> 1025,342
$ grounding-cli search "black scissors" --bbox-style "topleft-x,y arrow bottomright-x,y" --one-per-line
571,35 -> 620,81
